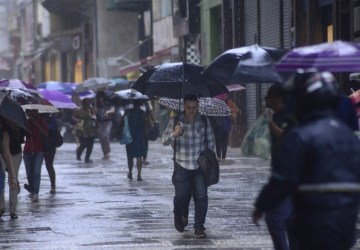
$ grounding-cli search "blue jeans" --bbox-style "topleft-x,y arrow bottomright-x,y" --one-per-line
172,162 -> 208,230
265,197 -> 293,250
23,153 -> 44,194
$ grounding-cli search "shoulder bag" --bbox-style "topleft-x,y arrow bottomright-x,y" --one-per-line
198,116 -> 220,186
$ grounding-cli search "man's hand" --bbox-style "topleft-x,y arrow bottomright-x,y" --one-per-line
173,123 -> 182,138
252,209 -> 263,226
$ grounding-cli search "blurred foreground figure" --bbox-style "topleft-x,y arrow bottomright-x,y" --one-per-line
253,69 -> 360,250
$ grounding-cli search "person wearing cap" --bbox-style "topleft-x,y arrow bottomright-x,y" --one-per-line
252,70 -> 360,250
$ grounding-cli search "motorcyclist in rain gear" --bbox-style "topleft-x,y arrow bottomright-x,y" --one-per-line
252,69 -> 360,250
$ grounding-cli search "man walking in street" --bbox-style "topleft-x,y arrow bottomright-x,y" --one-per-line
162,94 -> 215,238
252,69 -> 360,250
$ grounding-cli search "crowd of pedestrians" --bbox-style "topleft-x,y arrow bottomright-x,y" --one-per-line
0,69 -> 359,250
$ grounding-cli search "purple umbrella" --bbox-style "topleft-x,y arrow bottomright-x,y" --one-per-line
0,79 -> 38,92
37,81 -> 76,95
276,40 -> 360,72
39,89 -> 78,109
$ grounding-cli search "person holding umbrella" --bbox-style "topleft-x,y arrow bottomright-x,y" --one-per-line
23,109 -> 48,202
161,94 -> 215,238
95,91 -> 114,160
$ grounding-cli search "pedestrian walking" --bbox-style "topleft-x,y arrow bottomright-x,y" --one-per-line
252,70 -> 360,250
23,109 -> 48,202
95,91 -> 114,160
0,123 -> 25,219
122,100 -> 148,181
209,115 -> 231,162
162,94 -> 215,238
262,84 -> 293,250
142,101 -> 156,165
74,98 -> 97,163
43,113 -> 60,194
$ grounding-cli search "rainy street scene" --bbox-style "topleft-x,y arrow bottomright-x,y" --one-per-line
1,0 -> 360,249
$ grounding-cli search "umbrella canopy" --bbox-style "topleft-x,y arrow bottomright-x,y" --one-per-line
131,62 -> 228,99
0,92 -> 29,133
0,79 -> 38,93
38,89 -> 78,109
1,88 -> 58,113
276,40 -> 360,72
110,89 -> 149,105
76,77 -> 111,92
37,81 -> 76,95
159,97 -> 231,117
201,45 -> 286,85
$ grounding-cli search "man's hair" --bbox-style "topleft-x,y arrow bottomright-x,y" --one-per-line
183,94 -> 199,103
266,84 -> 286,99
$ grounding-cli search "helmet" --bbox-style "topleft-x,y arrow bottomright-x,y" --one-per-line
284,68 -> 340,116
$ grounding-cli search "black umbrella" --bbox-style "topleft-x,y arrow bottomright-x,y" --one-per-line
201,44 -> 287,85
131,62 -> 227,99
0,92 -> 29,133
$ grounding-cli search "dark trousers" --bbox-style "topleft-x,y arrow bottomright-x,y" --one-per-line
44,147 -> 56,188
172,162 -> 208,230
77,136 -> 95,161
288,208 -> 358,250
214,130 -> 229,159
265,197 -> 292,250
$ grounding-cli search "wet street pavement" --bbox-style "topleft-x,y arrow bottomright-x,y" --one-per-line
1,140 -> 359,249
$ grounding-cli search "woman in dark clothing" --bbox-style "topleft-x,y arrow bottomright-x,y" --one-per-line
124,101 -> 147,181
43,114 -> 59,194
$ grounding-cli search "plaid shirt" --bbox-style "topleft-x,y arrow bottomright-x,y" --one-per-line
162,113 -> 215,170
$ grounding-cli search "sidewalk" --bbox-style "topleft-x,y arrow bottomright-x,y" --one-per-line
0,141 -> 357,249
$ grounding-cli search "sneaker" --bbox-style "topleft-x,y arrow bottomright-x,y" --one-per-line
84,159 -> 93,163
31,194 -> 39,202
127,173 -> 133,180
174,215 -> 184,233
10,213 -> 18,220
143,160 -> 150,165
194,228 -> 207,238
137,175 -> 143,181
24,184 -> 32,194
50,187 -> 56,194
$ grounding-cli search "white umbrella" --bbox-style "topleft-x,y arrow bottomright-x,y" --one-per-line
75,77 -> 111,92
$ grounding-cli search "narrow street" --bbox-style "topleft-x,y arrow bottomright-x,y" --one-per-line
0,140 -> 358,249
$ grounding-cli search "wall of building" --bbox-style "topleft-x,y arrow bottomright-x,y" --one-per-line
200,0 -> 222,66
96,0 -> 139,78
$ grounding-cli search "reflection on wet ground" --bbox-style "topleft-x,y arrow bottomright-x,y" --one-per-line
0,141 -> 358,249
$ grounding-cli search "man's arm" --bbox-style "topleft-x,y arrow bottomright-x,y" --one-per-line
205,117 -> 215,150
161,118 -> 175,146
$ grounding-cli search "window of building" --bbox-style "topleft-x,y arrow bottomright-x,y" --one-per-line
153,0 -> 172,21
